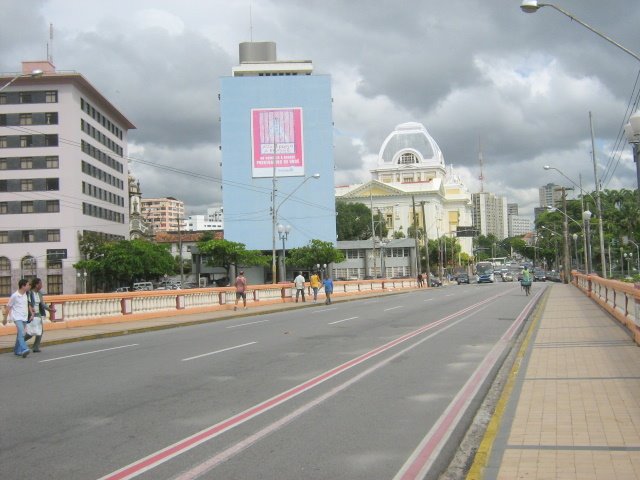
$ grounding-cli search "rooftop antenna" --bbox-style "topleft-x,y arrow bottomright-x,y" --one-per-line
47,23 -> 54,63
249,1 -> 253,42
478,137 -> 485,193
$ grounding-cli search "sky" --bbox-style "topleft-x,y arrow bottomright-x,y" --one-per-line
2,0 -> 639,219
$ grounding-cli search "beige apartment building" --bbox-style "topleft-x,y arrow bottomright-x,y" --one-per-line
0,60 -> 134,295
141,197 -> 185,232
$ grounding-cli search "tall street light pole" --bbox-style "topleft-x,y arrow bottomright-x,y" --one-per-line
0,69 -> 44,92
277,224 -> 291,282
582,210 -> 593,274
624,111 -> 640,206
589,112 -> 607,278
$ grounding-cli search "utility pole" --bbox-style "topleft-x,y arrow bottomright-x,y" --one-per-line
420,201 -> 431,287
411,195 -> 420,277
589,112 -> 607,278
561,188 -> 570,284
178,216 -> 184,287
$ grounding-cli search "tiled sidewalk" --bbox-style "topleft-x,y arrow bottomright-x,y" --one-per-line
483,284 -> 640,480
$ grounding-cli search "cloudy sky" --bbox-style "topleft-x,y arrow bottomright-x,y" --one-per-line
2,0 -> 639,218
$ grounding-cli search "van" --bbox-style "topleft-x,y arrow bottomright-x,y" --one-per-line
133,282 -> 153,291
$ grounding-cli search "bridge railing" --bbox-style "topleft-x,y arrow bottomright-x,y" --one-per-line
572,271 -> 640,345
0,278 -> 418,333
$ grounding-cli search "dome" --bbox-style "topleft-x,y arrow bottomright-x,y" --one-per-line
378,122 -> 444,168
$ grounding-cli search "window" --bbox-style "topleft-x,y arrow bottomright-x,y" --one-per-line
20,136 -> 33,147
19,92 -> 32,104
47,274 -> 63,294
45,91 -> 58,103
0,114 -> 6,126
0,159 -> 5,170
46,156 -> 59,168
0,137 -> 7,148
0,231 -> 7,243
0,202 -> 6,214
0,276 -> 10,296
21,179 -> 33,191
22,231 -> 35,242
0,257 -> 9,270
21,201 -> 34,213
45,178 -> 59,191
47,229 -> 60,241
399,153 -> 418,165
0,94 -> 6,104
20,158 -> 33,169
44,134 -> 58,146
19,113 -> 33,125
44,112 -> 58,124
47,258 -> 62,269
46,200 -> 59,212
0,180 -> 6,192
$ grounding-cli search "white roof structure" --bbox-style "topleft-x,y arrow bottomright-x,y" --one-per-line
377,122 -> 445,169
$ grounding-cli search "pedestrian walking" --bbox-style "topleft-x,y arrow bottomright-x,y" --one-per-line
321,275 -> 334,305
417,273 -> 423,287
24,277 -> 55,353
310,271 -> 321,303
2,278 -> 33,358
234,270 -> 247,311
294,272 -> 306,302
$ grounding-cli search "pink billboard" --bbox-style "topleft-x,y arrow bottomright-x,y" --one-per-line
251,108 -> 304,177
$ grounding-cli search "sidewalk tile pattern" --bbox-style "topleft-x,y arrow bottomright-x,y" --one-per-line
495,285 -> 640,479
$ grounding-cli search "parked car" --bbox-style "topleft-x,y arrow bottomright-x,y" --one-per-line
457,273 -> 470,284
133,281 -> 153,291
113,286 -> 130,293
429,277 -> 442,287
546,271 -> 562,282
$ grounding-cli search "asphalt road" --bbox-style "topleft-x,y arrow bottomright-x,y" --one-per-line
0,281 -> 546,480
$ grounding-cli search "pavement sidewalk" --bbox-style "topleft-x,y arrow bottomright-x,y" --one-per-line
475,283 -> 640,480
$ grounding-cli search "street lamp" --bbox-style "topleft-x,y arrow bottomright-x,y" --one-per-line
271,173 -> 320,284
582,210 -> 593,274
0,69 -> 44,93
622,236 -> 640,272
277,223 -> 291,282
76,270 -> 87,294
623,111 -> 640,206
572,233 -> 579,270
520,1 -> 640,63
624,252 -> 634,277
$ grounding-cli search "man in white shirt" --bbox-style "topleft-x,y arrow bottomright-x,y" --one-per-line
2,278 -> 32,358
294,272 -> 306,303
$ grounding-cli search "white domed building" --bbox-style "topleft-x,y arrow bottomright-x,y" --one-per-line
336,122 -> 473,272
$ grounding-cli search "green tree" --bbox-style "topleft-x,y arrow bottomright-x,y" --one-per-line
392,229 -> 405,239
286,239 -> 345,269
74,239 -> 175,291
197,238 -> 269,279
336,201 -> 373,240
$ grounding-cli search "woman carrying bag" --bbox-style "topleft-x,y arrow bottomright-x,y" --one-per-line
24,278 -> 55,353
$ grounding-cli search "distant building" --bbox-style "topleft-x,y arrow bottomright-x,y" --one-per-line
539,183 -> 562,208
507,203 -> 519,216
184,206 -> 224,231
508,215 -> 532,237
0,60 -> 135,295
333,238 -> 417,280
472,192 -> 509,239
335,122 -> 474,277
220,41 -> 335,283
534,206 -> 548,221
141,197 -> 185,233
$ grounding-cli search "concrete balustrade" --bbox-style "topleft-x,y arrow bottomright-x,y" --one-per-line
0,279 -> 418,335
573,271 -> 640,345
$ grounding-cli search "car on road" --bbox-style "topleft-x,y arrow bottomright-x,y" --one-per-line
456,273 -> 470,284
533,268 -> 547,282
113,286 -> 130,293
429,276 -> 442,287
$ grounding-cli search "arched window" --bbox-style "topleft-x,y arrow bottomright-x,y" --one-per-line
0,256 -> 10,270
398,153 -> 418,165
21,255 -> 36,279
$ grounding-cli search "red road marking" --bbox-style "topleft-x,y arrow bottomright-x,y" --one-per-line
99,290 -> 511,480
394,287 -> 542,479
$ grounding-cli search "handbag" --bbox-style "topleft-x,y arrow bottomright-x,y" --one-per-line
25,316 -> 43,336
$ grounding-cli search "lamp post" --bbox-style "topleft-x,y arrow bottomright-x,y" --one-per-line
622,236 -> 640,272
271,173 -> 320,284
520,1 -> 640,63
76,270 -> 87,294
316,263 -> 327,279
0,69 -> 44,93
582,210 -> 593,274
572,233 -> 579,270
624,252 -> 634,277
277,224 -> 291,282
624,111 -> 640,206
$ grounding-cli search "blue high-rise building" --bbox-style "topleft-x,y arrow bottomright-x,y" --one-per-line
220,43 -> 335,261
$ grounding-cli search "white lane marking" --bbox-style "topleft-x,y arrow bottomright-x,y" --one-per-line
226,320 -> 269,329
384,306 -> 403,311
445,294 -> 454,297
328,316 -> 359,325
423,299 -> 434,302
311,308 -> 337,314
173,310 -> 478,480
39,344 -> 139,363
181,342 -> 257,362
